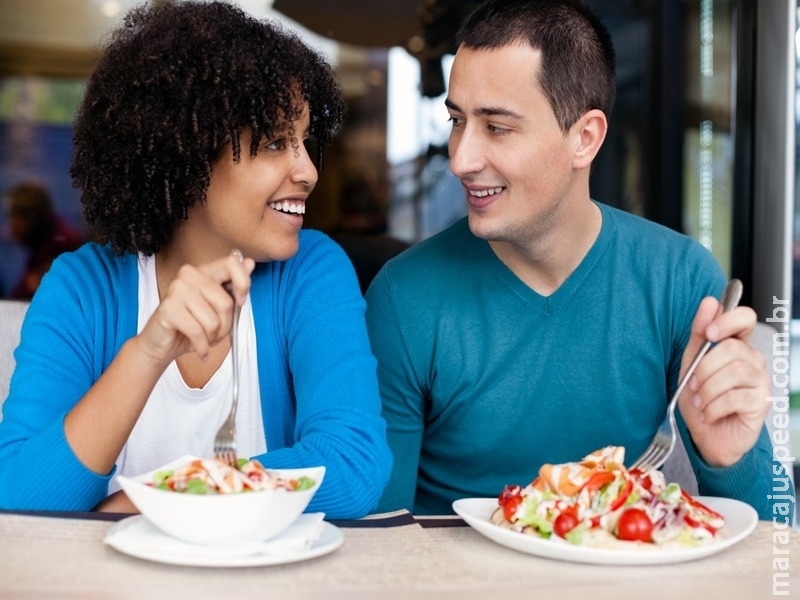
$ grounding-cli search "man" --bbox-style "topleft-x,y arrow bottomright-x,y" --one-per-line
366,0 -> 781,519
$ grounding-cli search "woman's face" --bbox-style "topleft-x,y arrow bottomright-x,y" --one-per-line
186,102 -> 318,263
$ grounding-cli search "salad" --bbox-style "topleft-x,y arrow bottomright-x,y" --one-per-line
148,457 -> 316,495
492,446 -> 725,547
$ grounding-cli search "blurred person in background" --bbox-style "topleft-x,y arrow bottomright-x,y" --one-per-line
4,180 -> 84,299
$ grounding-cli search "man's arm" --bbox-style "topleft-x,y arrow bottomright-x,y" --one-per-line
365,268 -> 426,513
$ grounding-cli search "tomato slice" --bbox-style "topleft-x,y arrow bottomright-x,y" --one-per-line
681,490 -> 724,520
684,514 -> 720,535
582,471 -> 615,495
628,468 -> 653,491
608,480 -> 633,511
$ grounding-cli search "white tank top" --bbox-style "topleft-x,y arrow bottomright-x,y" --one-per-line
108,254 -> 266,492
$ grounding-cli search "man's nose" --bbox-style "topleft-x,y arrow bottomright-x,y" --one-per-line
448,129 -> 484,178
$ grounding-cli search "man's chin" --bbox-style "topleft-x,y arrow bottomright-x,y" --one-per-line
466,212 -> 498,241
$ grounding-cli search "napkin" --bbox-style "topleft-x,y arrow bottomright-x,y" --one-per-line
107,513 -> 326,558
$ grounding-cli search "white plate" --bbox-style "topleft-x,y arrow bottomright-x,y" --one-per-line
105,515 -> 343,567
452,496 -> 757,565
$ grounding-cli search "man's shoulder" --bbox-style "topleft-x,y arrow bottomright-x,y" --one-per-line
600,202 -> 710,256
382,218 -> 474,275
598,203 -> 724,297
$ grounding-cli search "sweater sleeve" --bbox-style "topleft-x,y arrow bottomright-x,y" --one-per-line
365,261 -> 426,513
683,420 -> 788,520
672,243 -> 792,520
251,232 -> 393,519
0,247 -> 121,510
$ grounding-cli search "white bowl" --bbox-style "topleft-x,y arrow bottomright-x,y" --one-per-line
116,455 -> 325,545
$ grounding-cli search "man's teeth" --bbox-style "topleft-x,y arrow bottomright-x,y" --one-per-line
268,201 -> 306,214
469,187 -> 503,198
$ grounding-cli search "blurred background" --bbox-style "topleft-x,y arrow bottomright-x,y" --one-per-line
0,0 -> 797,456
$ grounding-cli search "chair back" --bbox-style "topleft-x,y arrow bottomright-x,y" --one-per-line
0,299 -> 30,419
662,321 -> 792,493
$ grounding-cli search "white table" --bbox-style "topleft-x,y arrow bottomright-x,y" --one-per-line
0,510 -> 797,599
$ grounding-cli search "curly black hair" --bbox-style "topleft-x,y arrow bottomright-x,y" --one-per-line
71,1 -> 345,255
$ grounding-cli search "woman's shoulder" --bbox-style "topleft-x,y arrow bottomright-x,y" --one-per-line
251,229 -> 359,290
40,243 -> 139,303
293,229 -> 354,271
55,242 -> 135,270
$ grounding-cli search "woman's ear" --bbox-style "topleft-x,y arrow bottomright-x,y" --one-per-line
571,109 -> 608,170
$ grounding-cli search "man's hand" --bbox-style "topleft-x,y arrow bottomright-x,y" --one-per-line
678,297 -> 769,467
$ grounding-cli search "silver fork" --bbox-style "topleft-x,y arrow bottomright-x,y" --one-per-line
213,250 -> 243,467
628,278 -> 743,472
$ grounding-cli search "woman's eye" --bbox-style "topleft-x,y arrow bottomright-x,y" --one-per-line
264,138 -> 286,151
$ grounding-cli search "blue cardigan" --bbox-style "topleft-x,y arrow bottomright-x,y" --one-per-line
0,230 -> 392,518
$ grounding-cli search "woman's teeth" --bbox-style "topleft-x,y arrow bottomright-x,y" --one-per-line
268,200 -> 305,214
469,187 -> 503,198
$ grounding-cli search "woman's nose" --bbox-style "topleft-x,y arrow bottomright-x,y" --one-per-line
291,143 -> 319,189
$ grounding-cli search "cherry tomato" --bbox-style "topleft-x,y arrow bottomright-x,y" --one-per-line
553,510 -> 580,538
498,485 -> 523,522
616,508 -> 653,542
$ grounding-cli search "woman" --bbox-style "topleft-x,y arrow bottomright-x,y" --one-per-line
0,1 -> 392,519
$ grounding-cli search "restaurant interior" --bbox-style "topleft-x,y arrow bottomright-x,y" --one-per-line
0,0 -> 797,488
0,5 -> 798,595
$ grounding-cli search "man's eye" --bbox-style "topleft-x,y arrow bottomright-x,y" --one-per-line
447,115 -> 463,126
488,124 -> 509,135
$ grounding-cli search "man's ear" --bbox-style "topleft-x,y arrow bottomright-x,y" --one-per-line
572,109 -> 607,170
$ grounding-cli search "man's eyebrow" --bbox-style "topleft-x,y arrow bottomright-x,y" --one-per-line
444,98 -> 523,120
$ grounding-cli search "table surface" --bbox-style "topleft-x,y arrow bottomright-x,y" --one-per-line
0,509 -> 797,600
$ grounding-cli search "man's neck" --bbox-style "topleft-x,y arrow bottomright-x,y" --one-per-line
489,200 -> 602,297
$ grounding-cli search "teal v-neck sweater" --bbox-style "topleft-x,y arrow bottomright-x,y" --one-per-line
366,203 -> 782,519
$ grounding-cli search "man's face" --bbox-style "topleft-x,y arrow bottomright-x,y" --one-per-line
445,44 -> 583,247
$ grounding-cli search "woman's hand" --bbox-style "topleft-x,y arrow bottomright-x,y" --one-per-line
136,252 -> 256,369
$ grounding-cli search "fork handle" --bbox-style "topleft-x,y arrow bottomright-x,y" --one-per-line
668,278 -> 743,412
223,249 -> 244,417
